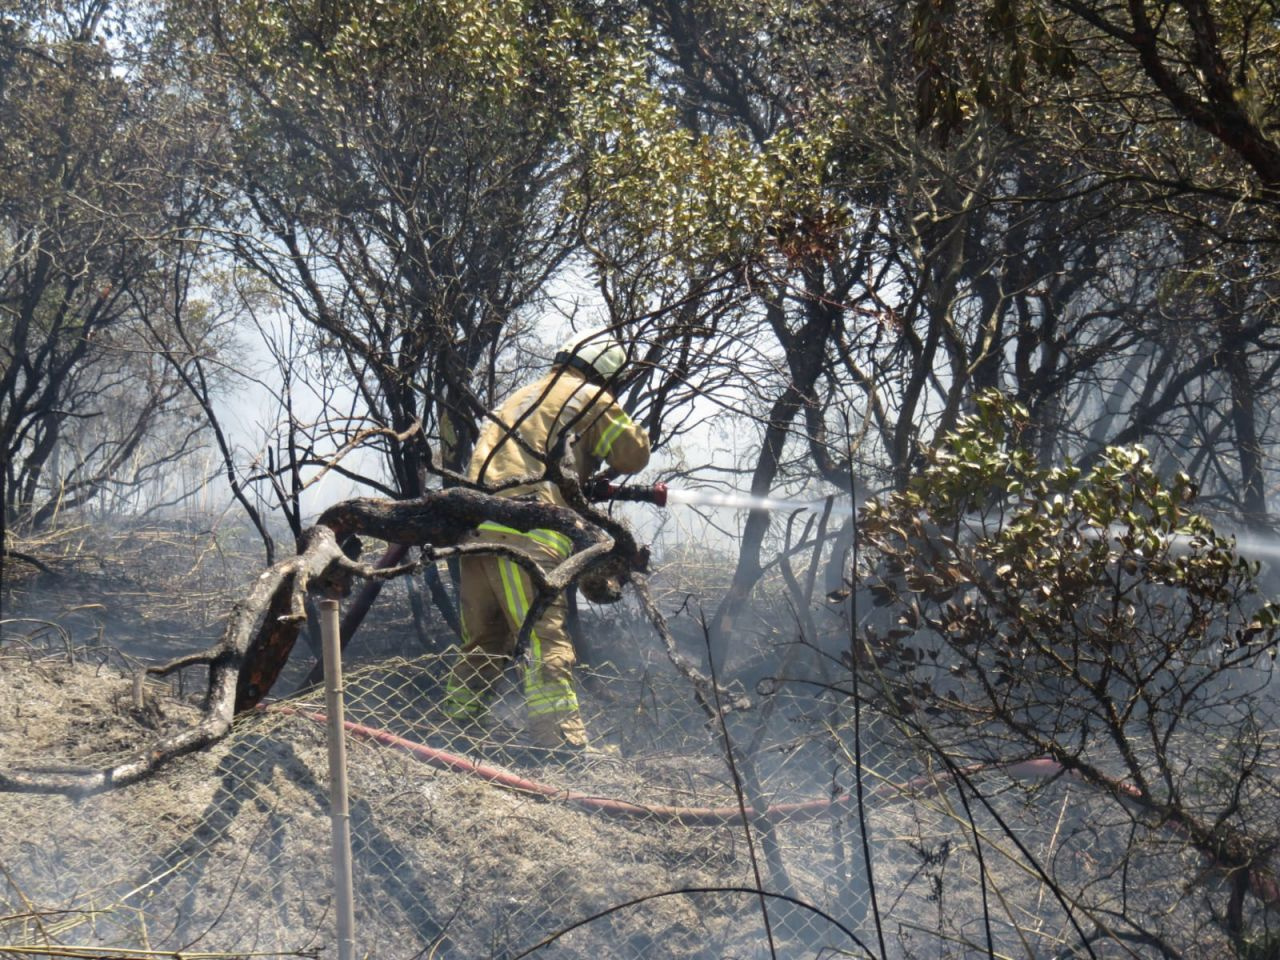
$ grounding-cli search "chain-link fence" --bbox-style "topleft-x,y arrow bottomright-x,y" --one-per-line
0,639 -> 1273,959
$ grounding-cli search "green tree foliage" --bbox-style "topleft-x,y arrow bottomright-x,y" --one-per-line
901,0 -> 1280,523
0,2 -> 215,551
575,3 -> 1180,662
185,0 -> 607,494
861,391 -> 1280,951
911,0 -> 1280,211
568,8 -> 831,284
563,2 -> 1280,683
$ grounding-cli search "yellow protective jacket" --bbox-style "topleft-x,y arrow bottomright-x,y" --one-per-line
467,366 -> 650,506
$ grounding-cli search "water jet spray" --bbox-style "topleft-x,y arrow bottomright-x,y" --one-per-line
592,481 -> 854,517
594,482 -> 1280,564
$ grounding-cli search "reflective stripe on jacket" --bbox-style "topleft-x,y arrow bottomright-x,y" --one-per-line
467,366 -> 650,507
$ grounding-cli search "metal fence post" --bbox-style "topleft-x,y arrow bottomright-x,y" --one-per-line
320,597 -> 356,960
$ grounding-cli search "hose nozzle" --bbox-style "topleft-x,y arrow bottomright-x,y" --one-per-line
589,481 -> 669,508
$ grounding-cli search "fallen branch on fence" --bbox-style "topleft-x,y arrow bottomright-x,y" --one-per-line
0,484 -> 639,796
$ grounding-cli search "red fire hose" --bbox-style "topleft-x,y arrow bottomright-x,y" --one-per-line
267,704 -> 1280,911
271,704 -> 1056,825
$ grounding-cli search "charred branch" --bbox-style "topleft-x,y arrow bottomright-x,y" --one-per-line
0,484 -> 643,795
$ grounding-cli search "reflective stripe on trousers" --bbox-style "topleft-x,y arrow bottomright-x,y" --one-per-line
491,553 -> 580,723
443,526 -> 580,734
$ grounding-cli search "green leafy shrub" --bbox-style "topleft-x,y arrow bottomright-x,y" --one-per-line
860,390 -> 1280,951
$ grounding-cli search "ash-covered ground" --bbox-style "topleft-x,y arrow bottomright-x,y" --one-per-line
0,642 -> 1248,960
0,545 -> 1262,960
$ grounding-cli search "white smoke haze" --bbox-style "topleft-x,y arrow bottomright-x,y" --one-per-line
6,1 -> 1280,955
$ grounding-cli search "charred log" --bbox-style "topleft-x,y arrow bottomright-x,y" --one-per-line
0,489 -> 621,795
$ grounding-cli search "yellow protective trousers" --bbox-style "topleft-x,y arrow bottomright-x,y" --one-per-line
442,523 -> 587,748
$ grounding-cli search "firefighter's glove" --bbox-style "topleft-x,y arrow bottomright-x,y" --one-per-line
580,570 -> 624,605
582,475 -> 613,502
630,544 -> 651,573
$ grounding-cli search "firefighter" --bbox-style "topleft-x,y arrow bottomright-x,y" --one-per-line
442,329 -> 650,754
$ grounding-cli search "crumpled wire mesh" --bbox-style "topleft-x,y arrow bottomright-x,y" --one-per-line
0,644 -> 1273,959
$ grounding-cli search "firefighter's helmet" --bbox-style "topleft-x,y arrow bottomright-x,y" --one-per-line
554,329 -> 628,383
